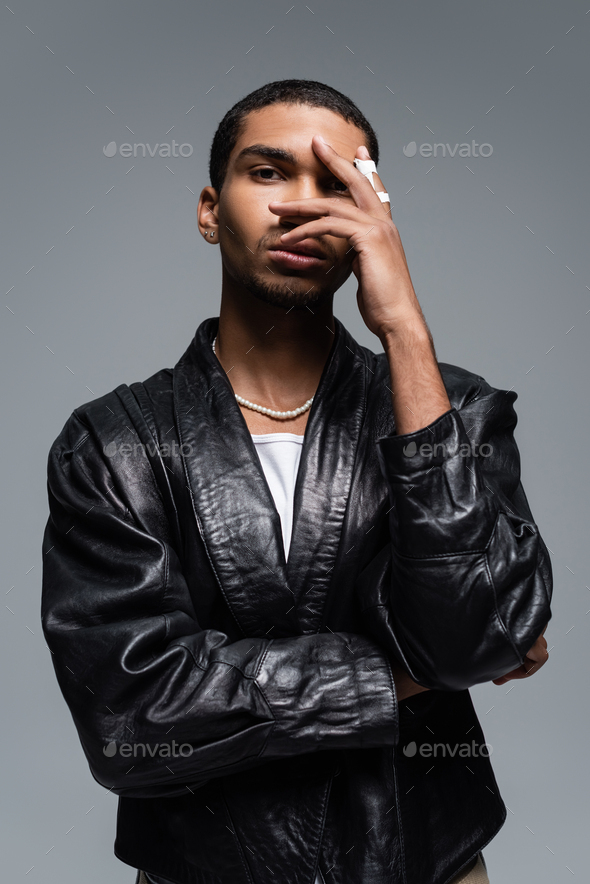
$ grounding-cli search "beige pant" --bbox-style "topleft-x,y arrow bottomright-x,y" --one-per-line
449,852 -> 489,883
138,852 -> 489,883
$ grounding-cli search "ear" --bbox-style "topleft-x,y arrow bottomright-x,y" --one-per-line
197,186 -> 220,243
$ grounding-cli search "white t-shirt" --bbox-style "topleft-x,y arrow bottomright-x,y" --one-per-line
250,432 -> 305,560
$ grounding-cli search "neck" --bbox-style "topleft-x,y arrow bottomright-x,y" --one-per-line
214,276 -> 336,411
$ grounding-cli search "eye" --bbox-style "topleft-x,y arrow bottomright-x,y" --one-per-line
331,178 -> 349,193
251,167 -> 283,181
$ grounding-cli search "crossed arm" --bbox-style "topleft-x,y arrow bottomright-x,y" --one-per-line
380,327 -> 550,702
42,390 -> 547,797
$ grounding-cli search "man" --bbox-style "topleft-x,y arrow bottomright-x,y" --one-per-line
41,80 -> 552,884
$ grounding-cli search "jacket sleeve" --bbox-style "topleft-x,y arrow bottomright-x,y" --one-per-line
356,378 -> 553,692
41,410 -> 399,799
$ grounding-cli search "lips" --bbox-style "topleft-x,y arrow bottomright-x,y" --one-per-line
268,240 -> 327,260
267,250 -> 326,271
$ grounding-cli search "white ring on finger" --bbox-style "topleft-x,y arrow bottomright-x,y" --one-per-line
353,157 -> 389,203
354,157 -> 378,186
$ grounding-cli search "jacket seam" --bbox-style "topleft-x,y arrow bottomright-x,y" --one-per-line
390,545 -> 489,561
162,542 -> 170,609
253,686 -> 279,758
353,644 -> 364,749
254,640 -> 272,678
391,746 -> 408,884
250,663 -> 280,757
251,677 -> 277,725
389,506 -> 523,560
173,641 -> 207,671
385,653 -> 399,738
219,784 -> 255,884
173,646 -> 259,681
311,770 -> 334,884
249,679 -> 280,760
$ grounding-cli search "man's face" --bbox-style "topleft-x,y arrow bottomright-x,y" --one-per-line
210,103 -> 370,309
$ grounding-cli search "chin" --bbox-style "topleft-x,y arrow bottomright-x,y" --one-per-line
242,273 -> 333,310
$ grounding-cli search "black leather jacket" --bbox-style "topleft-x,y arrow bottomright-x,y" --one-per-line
41,316 -> 552,884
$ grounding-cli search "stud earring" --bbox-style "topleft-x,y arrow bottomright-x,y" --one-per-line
209,231 -> 215,238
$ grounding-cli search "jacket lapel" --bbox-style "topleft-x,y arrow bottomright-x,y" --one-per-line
173,316 -> 369,638
286,321 -> 369,632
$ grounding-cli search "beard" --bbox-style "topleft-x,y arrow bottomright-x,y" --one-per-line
234,237 -> 352,309
234,267 -> 337,310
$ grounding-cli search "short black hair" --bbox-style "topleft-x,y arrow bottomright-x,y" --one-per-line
208,79 -> 380,193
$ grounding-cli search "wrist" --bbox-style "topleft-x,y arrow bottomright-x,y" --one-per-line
379,316 -> 433,355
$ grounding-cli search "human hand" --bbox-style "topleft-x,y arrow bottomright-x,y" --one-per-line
492,625 -> 549,685
268,136 -> 428,346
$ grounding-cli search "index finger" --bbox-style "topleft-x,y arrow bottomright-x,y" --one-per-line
311,135 -> 390,215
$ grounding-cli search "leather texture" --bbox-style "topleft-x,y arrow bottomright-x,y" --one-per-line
41,316 -> 552,884
138,852 -> 489,884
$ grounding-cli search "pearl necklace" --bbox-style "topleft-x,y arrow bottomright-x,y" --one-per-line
211,336 -> 314,419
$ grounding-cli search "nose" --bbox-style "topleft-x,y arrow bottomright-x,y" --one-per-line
276,174 -> 324,230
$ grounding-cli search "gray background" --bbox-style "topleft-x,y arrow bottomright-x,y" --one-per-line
1,0 -> 588,881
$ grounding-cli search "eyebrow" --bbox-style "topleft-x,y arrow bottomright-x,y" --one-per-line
234,144 -> 298,166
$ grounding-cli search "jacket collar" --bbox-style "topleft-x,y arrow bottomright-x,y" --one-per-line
173,316 -> 370,637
